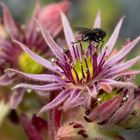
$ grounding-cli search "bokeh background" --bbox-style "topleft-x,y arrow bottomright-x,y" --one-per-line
0,0 -> 140,139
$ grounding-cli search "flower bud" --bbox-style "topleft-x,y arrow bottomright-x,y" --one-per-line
56,121 -> 88,140
38,0 -> 71,29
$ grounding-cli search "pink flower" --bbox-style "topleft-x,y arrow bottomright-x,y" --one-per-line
0,0 -> 71,108
6,12 -> 140,115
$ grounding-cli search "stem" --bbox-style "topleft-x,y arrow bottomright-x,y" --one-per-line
48,110 -> 56,140
47,92 -> 62,140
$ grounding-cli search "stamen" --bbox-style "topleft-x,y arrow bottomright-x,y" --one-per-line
76,45 -> 80,59
65,63 -> 75,83
72,45 -> 77,60
81,64 -> 86,83
80,42 -> 84,56
72,68 -> 80,83
98,51 -> 106,68
91,54 -> 97,77
84,58 -> 90,82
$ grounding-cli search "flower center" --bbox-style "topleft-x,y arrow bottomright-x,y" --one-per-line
71,56 -> 93,84
18,52 -> 43,74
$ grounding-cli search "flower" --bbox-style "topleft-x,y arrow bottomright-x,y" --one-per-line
0,0 -> 71,108
6,12 -> 140,114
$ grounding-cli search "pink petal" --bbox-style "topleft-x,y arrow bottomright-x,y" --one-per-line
103,56 -> 140,78
99,82 -> 113,93
38,89 -> 71,114
5,68 -> 62,83
93,11 -> 101,28
13,83 -> 65,91
102,79 -> 137,88
10,88 -> 25,109
103,16 -> 125,56
105,36 -> 140,68
107,98 -> 136,126
61,12 -> 77,62
63,97 -> 85,111
26,0 -> 41,42
85,96 -> 121,122
86,85 -> 98,98
13,40 -> 61,73
0,73 -> 15,86
36,20 -> 65,62
1,2 -> 17,38
112,70 -> 140,79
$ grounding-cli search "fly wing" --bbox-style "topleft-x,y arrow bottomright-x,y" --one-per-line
74,27 -> 93,34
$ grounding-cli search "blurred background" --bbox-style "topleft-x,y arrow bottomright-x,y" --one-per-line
0,0 -> 140,139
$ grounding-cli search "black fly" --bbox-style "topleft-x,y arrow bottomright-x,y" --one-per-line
73,27 -> 106,50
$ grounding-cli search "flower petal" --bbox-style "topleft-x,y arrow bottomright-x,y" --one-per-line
36,20 -> 65,62
105,36 -> 140,68
62,90 -> 85,111
93,11 -> 101,28
107,98 -> 136,126
102,79 -> 137,88
103,56 -> 140,78
103,16 -> 125,56
5,68 -> 62,83
66,89 -> 80,102
26,0 -> 41,42
10,88 -> 25,109
13,40 -> 61,73
99,82 -> 113,93
85,96 -> 121,122
86,85 -> 98,98
112,70 -> 140,79
61,12 -> 77,62
13,83 -> 65,91
1,2 -> 17,38
38,89 -> 71,114
0,73 -> 15,86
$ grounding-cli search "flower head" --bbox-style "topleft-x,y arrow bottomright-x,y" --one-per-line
7,12 -> 140,115
0,0 -> 71,108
